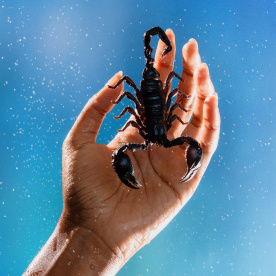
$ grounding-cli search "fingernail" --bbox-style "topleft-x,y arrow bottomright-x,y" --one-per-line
118,70 -> 123,76
106,73 -> 119,86
188,38 -> 198,49
183,38 -> 195,51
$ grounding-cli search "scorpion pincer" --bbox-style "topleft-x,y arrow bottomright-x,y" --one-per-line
108,26 -> 203,189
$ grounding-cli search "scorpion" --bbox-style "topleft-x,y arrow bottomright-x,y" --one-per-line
108,26 -> 203,189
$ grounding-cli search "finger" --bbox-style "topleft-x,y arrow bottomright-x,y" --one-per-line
182,63 -> 215,139
154,29 -> 176,87
66,71 -> 124,146
201,93 -> 220,156
168,38 -> 202,136
193,93 -> 220,182
180,38 -> 202,102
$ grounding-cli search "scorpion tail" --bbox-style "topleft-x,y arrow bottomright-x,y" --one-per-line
181,139 -> 203,183
112,144 -> 142,189
144,26 -> 172,68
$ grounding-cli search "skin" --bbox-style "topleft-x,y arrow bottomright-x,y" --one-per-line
24,29 -> 220,275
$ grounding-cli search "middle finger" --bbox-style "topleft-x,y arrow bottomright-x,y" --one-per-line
169,38 -> 202,137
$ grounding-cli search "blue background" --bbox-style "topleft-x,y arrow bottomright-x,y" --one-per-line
0,0 -> 275,275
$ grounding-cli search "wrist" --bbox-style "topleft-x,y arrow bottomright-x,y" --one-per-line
24,212 -> 124,276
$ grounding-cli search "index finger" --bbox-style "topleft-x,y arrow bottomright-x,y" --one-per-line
154,29 -> 176,87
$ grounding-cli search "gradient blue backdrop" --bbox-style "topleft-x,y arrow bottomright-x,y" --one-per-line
0,0 -> 275,275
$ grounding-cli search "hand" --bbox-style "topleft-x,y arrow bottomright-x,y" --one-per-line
24,29 -> 220,275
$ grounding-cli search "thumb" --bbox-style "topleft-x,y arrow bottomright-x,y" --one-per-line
66,71 -> 124,147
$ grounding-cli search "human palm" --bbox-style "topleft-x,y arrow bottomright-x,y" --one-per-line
61,30 -> 220,261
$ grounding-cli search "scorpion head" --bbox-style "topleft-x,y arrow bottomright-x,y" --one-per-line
142,67 -> 160,81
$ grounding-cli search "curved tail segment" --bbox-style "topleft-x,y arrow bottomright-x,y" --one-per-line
143,26 -> 172,69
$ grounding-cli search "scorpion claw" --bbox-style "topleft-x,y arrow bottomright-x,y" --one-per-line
112,146 -> 142,189
181,141 -> 203,183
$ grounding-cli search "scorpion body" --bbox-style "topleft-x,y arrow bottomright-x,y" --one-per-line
141,67 -> 167,145
108,27 -> 203,189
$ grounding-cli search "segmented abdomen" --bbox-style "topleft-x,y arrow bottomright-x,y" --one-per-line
140,79 -> 166,131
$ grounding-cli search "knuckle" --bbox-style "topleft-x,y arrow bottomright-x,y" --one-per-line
182,67 -> 194,78
62,132 -> 80,152
62,135 -> 73,152
91,99 -> 108,117
203,119 -> 220,131
191,115 -> 203,128
201,141 -> 218,156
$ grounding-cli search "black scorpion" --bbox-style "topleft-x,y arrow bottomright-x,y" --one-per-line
108,26 -> 203,189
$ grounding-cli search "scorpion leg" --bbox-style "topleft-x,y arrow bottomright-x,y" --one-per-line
167,102 -> 189,123
166,88 -> 189,111
117,120 -> 147,139
108,75 -> 142,103
164,71 -> 185,97
115,106 -> 144,128
164,136 -> 202,183
113,91 -> 143,116
112,141 -> 149,189
166,114 -> 188,131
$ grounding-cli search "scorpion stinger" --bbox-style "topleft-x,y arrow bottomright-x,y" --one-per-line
108,26 -> 203,189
